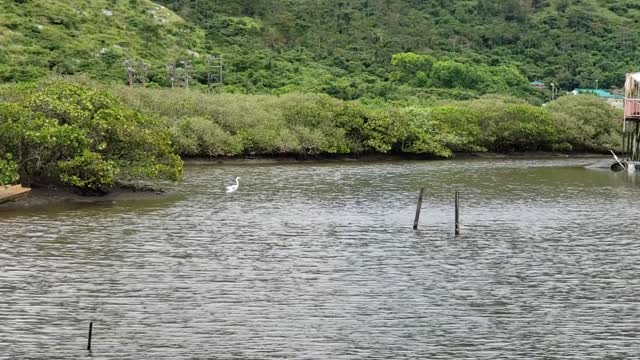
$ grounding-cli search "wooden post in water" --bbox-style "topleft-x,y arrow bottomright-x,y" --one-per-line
454,191 -> 460,236
413,187 -> 425,230
87,322 -> 93,351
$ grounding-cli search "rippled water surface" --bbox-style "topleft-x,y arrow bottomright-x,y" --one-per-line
2,158 -> 640,359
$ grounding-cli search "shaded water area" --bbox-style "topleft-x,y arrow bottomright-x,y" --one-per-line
2,158 -> 640,358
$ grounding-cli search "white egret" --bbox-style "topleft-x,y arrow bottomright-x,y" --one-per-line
226,177 -> 240,193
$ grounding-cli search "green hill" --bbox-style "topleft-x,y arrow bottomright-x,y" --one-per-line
0,0 -> 206,85
2,0 -> 640,103
157,0 -> 640,101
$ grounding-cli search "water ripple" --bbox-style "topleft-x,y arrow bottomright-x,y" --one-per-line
1,158 -> 640,358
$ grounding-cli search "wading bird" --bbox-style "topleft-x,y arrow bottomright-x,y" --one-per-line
226,177 -> 240,193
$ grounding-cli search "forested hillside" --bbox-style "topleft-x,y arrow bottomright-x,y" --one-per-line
0,0 -> 207,85
2,0 -> 640,103
157,0 -> 640,101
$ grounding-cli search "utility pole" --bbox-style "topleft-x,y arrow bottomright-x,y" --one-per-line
207,55 -> 224,93
124,59 -> 149,87
125,59 -> 135,87
185,60 -> 193,89
167,60 -> 176,88
138,62 -> 148,87
167,59 -> 193,89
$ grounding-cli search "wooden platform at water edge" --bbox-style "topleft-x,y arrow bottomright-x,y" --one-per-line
0,185 -> 31,204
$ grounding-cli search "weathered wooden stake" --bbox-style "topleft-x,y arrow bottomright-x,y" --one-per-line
413,187 -> 425,230
455,191 -> 460,236
87,322 -> 93,351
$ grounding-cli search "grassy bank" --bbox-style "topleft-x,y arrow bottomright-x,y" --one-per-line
0,78 -> 623,192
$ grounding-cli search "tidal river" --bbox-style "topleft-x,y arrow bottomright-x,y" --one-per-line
1,158 -> 640,359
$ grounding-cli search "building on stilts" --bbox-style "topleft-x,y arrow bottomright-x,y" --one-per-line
624,73 -> 640,162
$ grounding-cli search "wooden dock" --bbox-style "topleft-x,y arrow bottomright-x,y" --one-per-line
0,185 -> 31,204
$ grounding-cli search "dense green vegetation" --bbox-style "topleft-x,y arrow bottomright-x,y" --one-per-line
0,80 -> 182,191
3,0 -> 639,103
0,154 -> 19,186
156,0 -> 640,100
0,1 -> 630,191
0,0 -> 206,85
113,81 -> 622,158
0,78 -> 623,189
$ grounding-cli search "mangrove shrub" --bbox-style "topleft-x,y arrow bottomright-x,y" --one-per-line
0,80 -> 183,193
0,154 -> 19,186
546,95 -> 623,152
111,83 -> 623,158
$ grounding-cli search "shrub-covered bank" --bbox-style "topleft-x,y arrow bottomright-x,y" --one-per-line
0,79 -> 622,191
0,80 -> 183,192
115,85 -> 622,159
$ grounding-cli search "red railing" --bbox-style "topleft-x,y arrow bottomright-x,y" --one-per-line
625,98 -> 640,118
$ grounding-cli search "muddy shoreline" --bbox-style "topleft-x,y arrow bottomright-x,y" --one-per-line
0,152 -> 612,211
183,151 -> 609,165
0,186 -> 175,212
